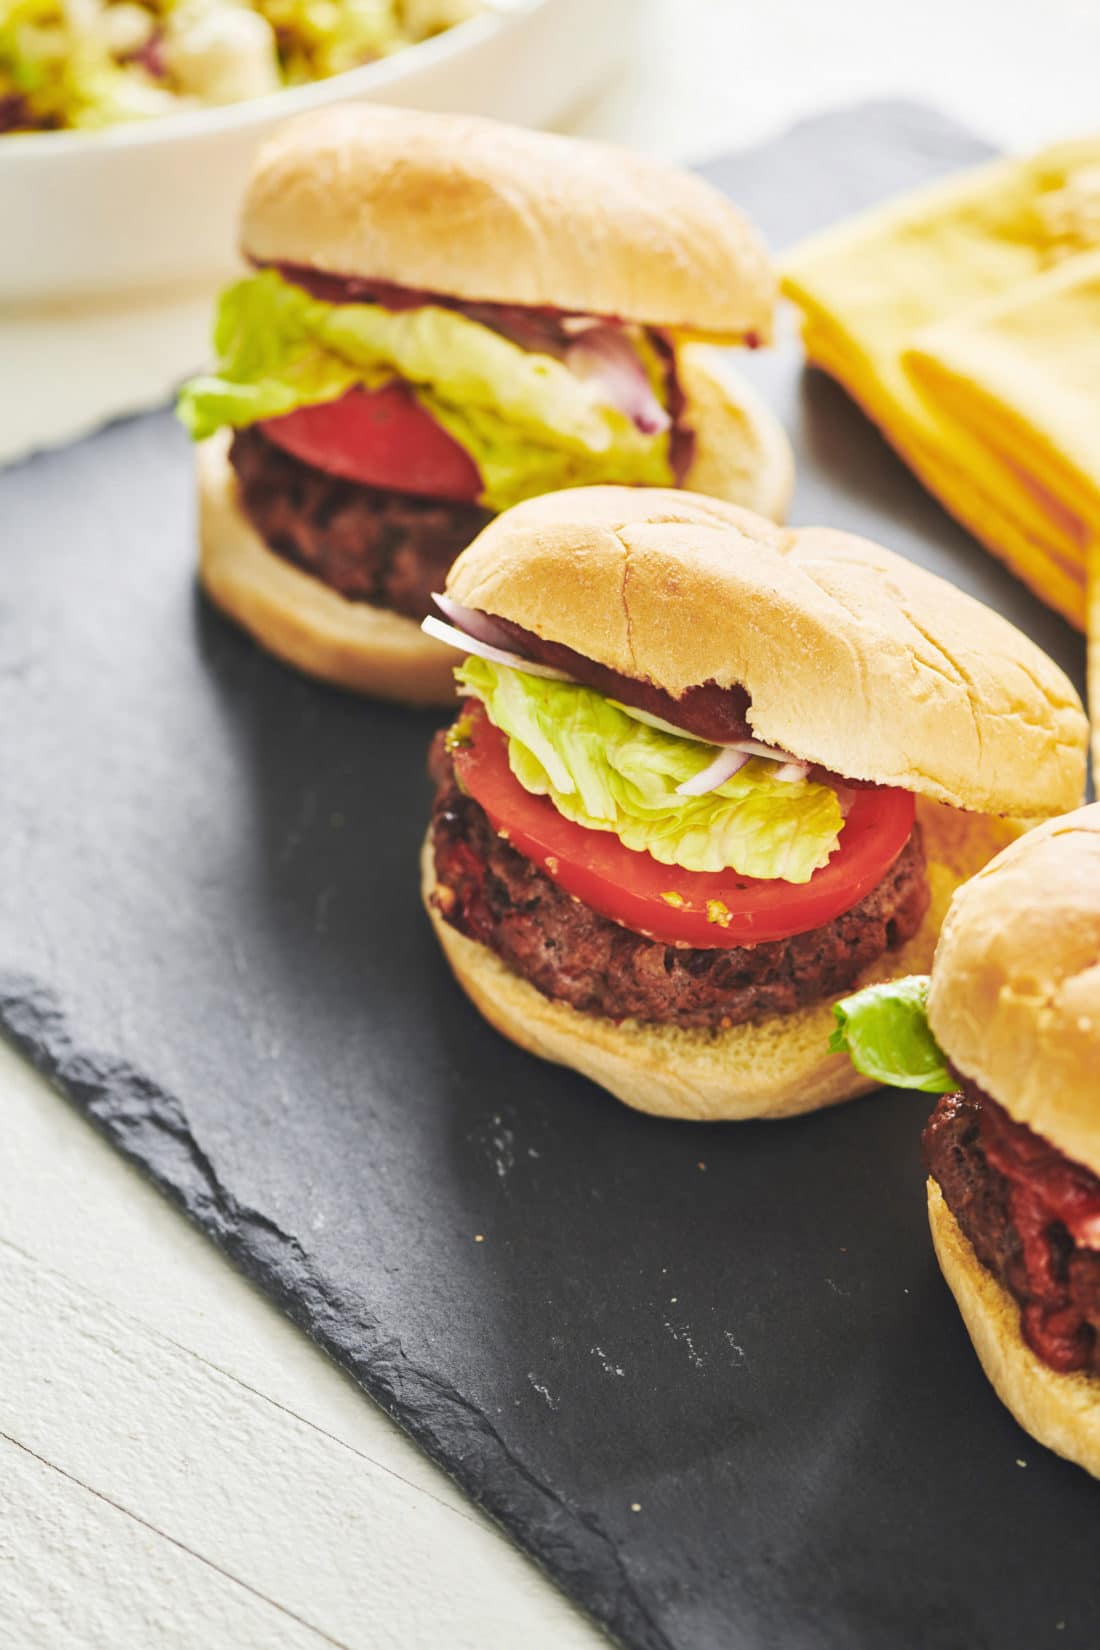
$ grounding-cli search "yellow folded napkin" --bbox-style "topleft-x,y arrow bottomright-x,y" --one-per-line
782,138 -> 1100,633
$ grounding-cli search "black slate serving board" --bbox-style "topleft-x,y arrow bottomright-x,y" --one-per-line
3,103 -> 1096,1650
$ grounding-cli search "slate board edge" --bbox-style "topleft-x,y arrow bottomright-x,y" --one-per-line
1,972 -> 664,1650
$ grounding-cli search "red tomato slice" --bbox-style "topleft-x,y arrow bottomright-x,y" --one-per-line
262,383 -> 482,503
452,704 -> 916,947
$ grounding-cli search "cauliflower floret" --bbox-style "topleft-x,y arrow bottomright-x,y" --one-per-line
166,3 -> 280,104
99,2 -> 154,56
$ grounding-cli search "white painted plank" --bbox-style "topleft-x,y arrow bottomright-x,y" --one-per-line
0,1039 -> 468,1513
1,1235 -> 600,1650
0,1436 -> 336,1650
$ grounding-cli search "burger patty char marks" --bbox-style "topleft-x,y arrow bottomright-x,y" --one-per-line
924,1087 -> 1100,1376
229,427 -> 492,622
428,736 -> 929,1031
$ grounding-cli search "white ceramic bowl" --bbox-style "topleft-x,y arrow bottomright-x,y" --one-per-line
1,0 -> 630,305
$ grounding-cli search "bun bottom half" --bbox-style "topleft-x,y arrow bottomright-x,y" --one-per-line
927,1179 -> 1100,1479
421,799 -> 1016,1122
196,355 -> 793,706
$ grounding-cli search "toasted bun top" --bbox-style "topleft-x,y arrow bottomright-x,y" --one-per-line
445,487 -> 1087,818
240,105 -> 774,339
928,806 -> 1100,1172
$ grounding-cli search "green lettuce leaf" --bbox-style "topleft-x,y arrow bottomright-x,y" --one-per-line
457,656 -> 845,884
829,977 -> 956,1092
176,271 -> 674,511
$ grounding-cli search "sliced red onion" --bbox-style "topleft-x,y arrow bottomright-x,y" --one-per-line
608,700 -> 716,744
564,325 -> 671,436
421,626 -> 817,781
675,747 -> 812,797
730,738 -> 803,764
612,700 -> 809,767
421,615 -> 575,681
675,747 -> 752,797
431,593 -> 517,652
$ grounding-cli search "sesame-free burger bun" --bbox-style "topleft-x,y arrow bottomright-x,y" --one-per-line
198,432 -> 455,705
196,360 -> 795,703
675,345 -> 794,520
241,104 -> 775,341
928,1180 -> 1100,1479
927,805 -> 1100,1174
446,487 -> 1088,817
423,804 -> 1017,1122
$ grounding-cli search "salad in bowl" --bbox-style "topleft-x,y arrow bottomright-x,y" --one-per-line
0,0 -> 484,132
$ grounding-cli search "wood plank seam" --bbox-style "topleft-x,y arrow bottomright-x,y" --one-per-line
0,1429 -> 354,1650
0,1229 -> 480,1529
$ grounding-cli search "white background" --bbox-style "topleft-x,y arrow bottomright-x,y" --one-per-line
5,3 -> 1100,1646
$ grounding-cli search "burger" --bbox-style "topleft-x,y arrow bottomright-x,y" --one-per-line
420,486 -> 1088,1121
832,807 -> 1100,1476
177,103 -> 792,704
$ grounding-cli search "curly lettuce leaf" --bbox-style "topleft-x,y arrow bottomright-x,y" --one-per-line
177,274 -> 368,437
457,656 -> 845,884
176,271 -> 673,511
829,977 -> 956,1092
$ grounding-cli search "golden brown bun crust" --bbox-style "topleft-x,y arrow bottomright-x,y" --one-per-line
197,434 -> 457,705
241,105 -> 775,340
422,802 -> 1016,1122
927,805 -> 1100,1172
446,488 -> 1087,818
928,1181 -> 1100,1479
678,346 -> 794,521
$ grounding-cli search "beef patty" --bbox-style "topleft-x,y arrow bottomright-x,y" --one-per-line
924,1086 -> 1100,1375
428,736 -> 929,1031
229,426 -> 492,622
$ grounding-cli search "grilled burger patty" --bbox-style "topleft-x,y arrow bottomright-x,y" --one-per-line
428,737 -> 929,1030
229,427 -> 492,622
924,1087 -> 1100,1376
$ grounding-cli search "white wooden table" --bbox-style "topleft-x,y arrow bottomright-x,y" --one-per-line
4,4 -> 1099,1644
